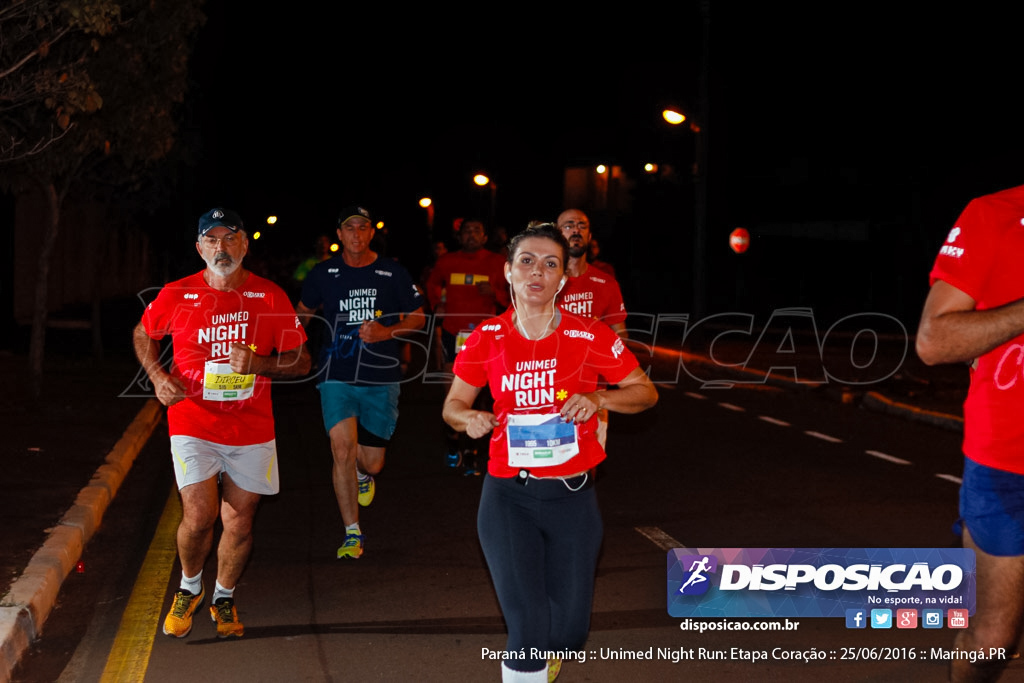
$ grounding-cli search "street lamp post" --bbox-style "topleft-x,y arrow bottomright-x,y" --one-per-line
662,1 -> 710,320
419,197 -> 434,229
473,173 -> 497,227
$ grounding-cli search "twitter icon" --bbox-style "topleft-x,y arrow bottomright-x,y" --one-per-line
870,609 -> 892,629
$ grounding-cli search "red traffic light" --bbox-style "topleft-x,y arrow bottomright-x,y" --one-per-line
729,228 -> 750,254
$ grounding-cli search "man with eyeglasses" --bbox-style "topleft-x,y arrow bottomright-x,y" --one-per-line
133,207 -> 311,640
297,205 -> 425,560
556,208 -> 628,449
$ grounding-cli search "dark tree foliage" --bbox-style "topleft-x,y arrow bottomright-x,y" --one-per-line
0,0 -> 205,396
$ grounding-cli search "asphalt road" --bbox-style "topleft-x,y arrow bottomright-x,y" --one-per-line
12,347 -> 1024,682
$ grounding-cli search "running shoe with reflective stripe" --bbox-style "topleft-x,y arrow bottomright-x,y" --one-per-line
210,597 -> 244,638
337,532 -> 364,559
162,586 -> 205,638
357,475 -> 375,506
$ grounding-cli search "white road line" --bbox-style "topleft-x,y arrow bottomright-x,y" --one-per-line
718,402 -> 745,412
635,526 -> 683,552
684,392 -> 707,400
804,430 -> 843,444
758,415 -> 790,427
866,450 -> 911,465
935,473 -> 963,485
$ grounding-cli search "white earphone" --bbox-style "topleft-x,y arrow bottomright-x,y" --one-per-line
505,272 -> 512,283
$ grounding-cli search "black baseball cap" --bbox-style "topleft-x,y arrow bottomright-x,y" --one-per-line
198,208 -> 244,238
337,205 -> 371,226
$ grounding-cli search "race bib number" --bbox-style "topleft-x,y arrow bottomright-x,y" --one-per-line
506,414 -> 579,468
203,361 -> 255,401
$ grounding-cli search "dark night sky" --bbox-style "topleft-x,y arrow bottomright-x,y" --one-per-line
180,4 -> 1024,315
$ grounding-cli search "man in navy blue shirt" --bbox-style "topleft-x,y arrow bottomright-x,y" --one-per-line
297,205 -> 425,559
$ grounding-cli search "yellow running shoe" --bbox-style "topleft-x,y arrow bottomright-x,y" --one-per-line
162,586 -> 205,638
337,531 -> 364,559
357,475 -> 375,506
547,657 -> 562,682
210,597 -> 244,638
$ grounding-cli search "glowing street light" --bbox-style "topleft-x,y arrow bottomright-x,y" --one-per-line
266,216 -> 277,225
644,163 -> 658,173
473,173 -> 497,225
595,164 -> 607,175
419,197 -> 434,228
662,109 -> 686,125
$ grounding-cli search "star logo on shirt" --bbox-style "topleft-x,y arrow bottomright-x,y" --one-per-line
556,389 -> 568,401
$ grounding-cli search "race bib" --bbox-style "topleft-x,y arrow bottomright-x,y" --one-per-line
506,414 -> 579,468
202,361 -> 255,401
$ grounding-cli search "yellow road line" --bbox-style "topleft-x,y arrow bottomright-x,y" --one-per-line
100,486 -> 180,683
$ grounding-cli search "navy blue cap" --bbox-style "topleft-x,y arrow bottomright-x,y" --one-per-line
198,208 -> 244,238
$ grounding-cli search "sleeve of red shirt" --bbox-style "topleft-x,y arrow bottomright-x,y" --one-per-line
585,319 -> 639,384
601,278 -> 628,326
141,288 -> 173,340
929,196 -> 997,302
452,324 -> 491,388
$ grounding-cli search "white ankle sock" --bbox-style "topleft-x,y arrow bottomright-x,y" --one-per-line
213,580 -> 234,603
179,571 -> 202,595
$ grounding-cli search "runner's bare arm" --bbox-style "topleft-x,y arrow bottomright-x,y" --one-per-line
917,279 -> 1024,365
443,377 -> 498,439
132,321 -> 187,406
295,301 -> 318,325
228,342 -> 311,379
560,366 -> 657,424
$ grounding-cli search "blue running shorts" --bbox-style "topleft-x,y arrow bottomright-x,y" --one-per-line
957,457 -> 1024,556
318,381 -> 400,445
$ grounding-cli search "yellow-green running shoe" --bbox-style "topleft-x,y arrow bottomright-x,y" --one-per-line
357,475 -> 375,506
337,532 -> 364,559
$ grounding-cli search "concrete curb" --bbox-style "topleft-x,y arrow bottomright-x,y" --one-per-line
862,390 -> 964,432
0,399 -> 163,683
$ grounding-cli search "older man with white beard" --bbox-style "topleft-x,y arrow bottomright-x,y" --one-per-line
133,207 -> 310,640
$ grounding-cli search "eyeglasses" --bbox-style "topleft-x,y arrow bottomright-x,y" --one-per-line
201,233 -> 241,247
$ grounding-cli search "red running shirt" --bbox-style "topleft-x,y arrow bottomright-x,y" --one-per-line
929,184 -> 1024,474
142,271 -> 307,446
453,309 -> 639,478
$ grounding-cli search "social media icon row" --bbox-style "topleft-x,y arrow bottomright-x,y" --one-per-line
845,608 -> 968,629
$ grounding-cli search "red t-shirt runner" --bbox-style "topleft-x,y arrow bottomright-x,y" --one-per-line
558,268 -> 627,327
453,309 -> 638,478
929,184 -> 1024,474
142,271 -> 307,446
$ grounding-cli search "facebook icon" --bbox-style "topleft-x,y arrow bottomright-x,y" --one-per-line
846,609 -> 866,629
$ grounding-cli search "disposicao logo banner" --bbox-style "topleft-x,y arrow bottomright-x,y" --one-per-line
667,548 -> 975,618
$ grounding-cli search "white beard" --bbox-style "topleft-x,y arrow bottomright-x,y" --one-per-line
205,252 -> 241,278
